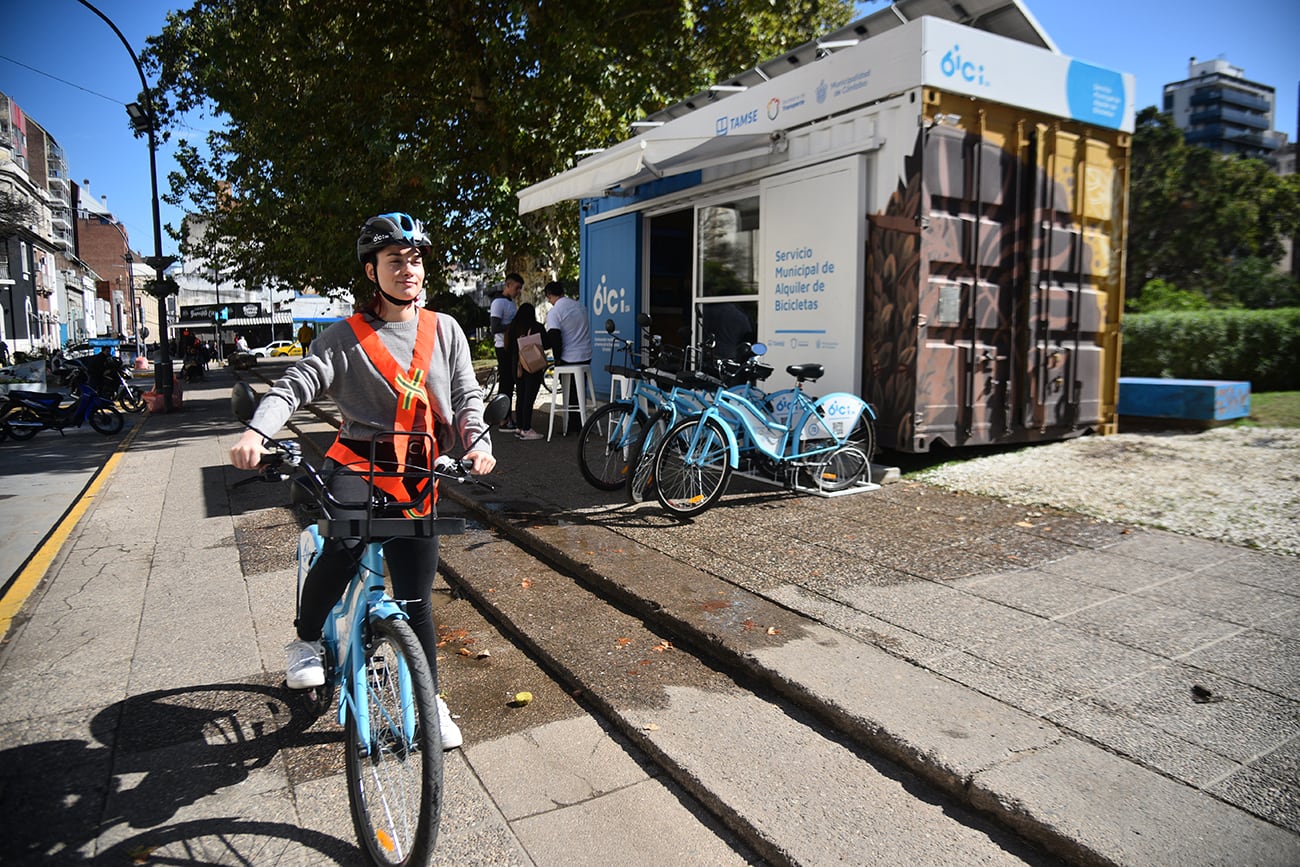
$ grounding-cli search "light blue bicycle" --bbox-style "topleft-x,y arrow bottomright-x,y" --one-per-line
650,346 -> 876,516
232,383 -> 508,866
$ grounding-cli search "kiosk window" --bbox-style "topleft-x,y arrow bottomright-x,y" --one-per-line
697,197 -> 759,297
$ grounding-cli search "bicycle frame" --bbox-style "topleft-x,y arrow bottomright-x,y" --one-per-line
297,526 -> 415,745
692,384 -> 871,469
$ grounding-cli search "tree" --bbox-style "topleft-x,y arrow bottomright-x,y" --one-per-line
0,190 -> 38,238
142,0 -> 853,303
1127,106 -> 1300,305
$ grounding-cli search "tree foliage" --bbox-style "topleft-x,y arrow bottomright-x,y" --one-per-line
142,0 -> 853,302
0,189 -> 38,238
1127,106 -> 1300,306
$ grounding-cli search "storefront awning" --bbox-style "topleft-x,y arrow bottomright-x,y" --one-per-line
518,133 -> 778,214
517,0 -> 1055,215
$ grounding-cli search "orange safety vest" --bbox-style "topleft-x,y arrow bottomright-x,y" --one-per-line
326,310 -> 439,518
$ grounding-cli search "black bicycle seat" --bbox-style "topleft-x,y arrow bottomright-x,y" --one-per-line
786,363 -> 824,382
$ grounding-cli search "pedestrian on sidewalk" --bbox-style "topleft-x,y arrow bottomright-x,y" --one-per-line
490,273 -> 522,431
228,211 -> 496,749
506,302 -> 546,440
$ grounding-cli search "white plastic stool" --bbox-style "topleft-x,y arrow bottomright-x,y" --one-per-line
609,373 -> 634,402
548,364 -> 595,441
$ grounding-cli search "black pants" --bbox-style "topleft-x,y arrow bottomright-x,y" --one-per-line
515,369 -> 544,430
494,346 -> 515,416
297,464 -> 440,674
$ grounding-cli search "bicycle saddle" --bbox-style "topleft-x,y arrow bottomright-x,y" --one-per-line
786,363 -> 824,382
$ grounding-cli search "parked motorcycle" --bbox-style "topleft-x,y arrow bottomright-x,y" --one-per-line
1,383 -> 124,440
97,355 -> 146,413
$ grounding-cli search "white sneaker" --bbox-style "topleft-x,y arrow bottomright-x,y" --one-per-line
285,639 -> 325,689
437,695 -> 462,750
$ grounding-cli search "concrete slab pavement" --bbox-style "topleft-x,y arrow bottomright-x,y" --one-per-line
425,387 -> 1300,865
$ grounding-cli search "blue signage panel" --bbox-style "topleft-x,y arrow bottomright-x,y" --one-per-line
580,212 -> 641,398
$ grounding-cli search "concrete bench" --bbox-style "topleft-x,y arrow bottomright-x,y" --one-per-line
1118,377 -> 1251,421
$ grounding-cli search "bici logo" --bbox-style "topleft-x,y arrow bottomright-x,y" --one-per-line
940,44 -> 988,87
592,274 -> 630,316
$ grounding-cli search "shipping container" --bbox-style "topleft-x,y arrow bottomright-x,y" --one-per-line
518,0 -> 1134,452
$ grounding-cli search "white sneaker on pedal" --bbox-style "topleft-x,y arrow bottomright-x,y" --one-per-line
285,639 -> 325,689
437,695 -> 462,750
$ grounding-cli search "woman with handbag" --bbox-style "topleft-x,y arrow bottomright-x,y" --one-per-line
506,303 -> 547,440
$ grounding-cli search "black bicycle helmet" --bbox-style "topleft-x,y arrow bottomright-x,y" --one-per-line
356,212 -> 432,263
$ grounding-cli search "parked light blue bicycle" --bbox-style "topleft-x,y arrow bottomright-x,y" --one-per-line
577,315 -> 711,492
650,345 -> 876,516
231,383 -> 509,866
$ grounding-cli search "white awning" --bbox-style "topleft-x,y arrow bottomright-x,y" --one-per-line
517,133 -> 778,215
517,0 -> 1058,215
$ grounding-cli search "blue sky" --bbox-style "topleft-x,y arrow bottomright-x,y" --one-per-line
3,1 -> 1297,259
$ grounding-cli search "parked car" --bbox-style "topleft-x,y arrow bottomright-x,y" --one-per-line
271,341 -> 303,357
249,340 -> 296,358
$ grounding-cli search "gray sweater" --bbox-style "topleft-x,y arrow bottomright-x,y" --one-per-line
251,310 -> 491,457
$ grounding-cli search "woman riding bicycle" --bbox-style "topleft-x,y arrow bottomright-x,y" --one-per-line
229,212 -> 495,749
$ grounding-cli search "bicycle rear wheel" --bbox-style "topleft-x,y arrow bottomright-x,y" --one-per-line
345,617 -> 442,867
577,401 -> 645,490
653,416 -> 732,516
626,409 -> 671,504
804,444 -> 870,492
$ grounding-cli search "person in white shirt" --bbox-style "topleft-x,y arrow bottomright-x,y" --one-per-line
490,273 -> 522,430
543,281 -> 592,433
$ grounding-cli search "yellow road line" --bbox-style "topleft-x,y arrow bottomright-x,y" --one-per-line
0,420 -> 145,641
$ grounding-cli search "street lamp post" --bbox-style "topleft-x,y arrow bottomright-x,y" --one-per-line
77,0 -> 176,410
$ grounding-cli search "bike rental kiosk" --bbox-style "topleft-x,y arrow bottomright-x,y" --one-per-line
518,0 -> 1134,453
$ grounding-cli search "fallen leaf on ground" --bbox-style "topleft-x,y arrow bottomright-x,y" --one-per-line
767,626 -> 781,635
520,578 -> 533,588
644,723 -> 660,731
616,637 -> 632,647
651,640 -> 672,653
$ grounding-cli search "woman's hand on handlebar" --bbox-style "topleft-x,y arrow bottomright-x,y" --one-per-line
230,428 -> 270,470
463,450 -> 495,476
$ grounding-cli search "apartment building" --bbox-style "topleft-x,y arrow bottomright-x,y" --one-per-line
1163,57 -> 1287,162
0,91 -> 103,354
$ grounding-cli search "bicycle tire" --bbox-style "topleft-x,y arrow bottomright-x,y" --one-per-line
89,404 -> 124,435
847,413 -> 877,463
345,616 -> 442,867
805,444 -> 870,492
577,401 -> 645,491
653,416 -> 733,516
3,406 -> 42,440
626,409 -> 671,504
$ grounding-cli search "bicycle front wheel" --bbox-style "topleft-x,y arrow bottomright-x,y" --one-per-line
577,401 -> 645,490
653,416 -> 733,516
626,409 -> 671,504
345,617 -> 442,867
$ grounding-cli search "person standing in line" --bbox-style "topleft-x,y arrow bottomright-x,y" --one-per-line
505,302 -> 546,440
543,281 -> 592,434
490,273 -> 522,431
229,212 -> 494,750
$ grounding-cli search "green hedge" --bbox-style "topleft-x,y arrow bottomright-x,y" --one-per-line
1122,308 -> 1300,391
